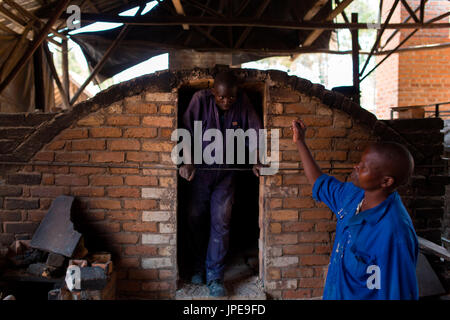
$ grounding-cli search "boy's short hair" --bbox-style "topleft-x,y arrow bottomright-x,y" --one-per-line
214,71 -> 238,89
370,142 -> 414,188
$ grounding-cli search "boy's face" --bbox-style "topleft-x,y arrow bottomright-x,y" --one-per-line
350,147 -> 386,191
212,83 -> 237,111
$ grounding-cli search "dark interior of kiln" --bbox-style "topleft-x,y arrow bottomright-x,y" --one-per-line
176,83 -> 264,283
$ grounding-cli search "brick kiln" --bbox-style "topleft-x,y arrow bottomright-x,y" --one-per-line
0,67 -> 447,299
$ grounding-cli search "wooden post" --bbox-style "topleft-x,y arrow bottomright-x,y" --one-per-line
62,39 -> 70,101
33,44 -> 45,111
351,13 -> 360,105
0,0 -> 70,96
43,42 -> 70,109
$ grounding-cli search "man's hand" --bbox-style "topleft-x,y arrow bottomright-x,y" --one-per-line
252,164 -> 263,177
292,119 -> 307,144
179,164 -> 196,181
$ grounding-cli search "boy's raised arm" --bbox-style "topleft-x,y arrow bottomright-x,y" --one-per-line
292,119 -> 323,185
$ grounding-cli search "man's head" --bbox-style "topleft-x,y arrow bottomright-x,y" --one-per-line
212,71 -> 238,111
350,142 -> 414,193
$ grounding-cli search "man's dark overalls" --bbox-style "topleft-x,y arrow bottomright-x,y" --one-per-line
182,89 -> 262,283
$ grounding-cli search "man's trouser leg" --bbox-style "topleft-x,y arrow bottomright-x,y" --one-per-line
186,171 -> 213,275
206,172 -> 235,283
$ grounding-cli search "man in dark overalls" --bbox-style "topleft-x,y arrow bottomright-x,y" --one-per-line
179,71 -> 262,297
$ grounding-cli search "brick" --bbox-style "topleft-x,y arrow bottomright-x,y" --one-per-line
58,128 -> 88,140
160,105 -> 175,114
125,176 -> 158,186
266,279 -> 298,290
315,127 -> 347,138
55,175 -> 88,186
142,141 -> 174,152
71,187 -> 104,197
298,232 -> 329,243
3,222 -> 38,234
142,116 -> 174,127
142,234 -> 172,244
159,223 -> 175,233
129,269 -> 158,280
102,233 -> 138,244
107,187 -> 140,198
283,267 -> 315,279
267,268 -> 281,280
270,210 -> 298,221
107,211 -> 140,221
91,176 -> 123,186
91,152 -> 124,163
269,88 -> 300,103
283,198 -> 316,209
70,166 -> 106,175
0,186 -> 22,197
283,174 -> 309,185
314,151 -> 347,161
110,167 -> 140,174
269,233 -> 297,245
90,127 -> 122,138
123,128 -> 158,138
298,278 -> 325,288
0,210 -> 21,222
124,245 -> 158,256
284,103 -> 315,114
55,152 -> 89,162
89,199 -> 121,210
107,115 -> 140,126
46,140 -> 65,150
301,116 -> 333,127
283,222 -> 314,232
142,211 -> 172,221
145,92 -> 176,102
142,188 -> 173,199
300,255 -> 330,266
33,152 -> 54,162
108,140 -> 140,151
77,114 -> 105,126
300,209 -> 332,220
271,116 -> 298,128
283,244 -> 314,255
142,258 -> 172,269
159,270 -> 174,280
125,103 -> 157,114
315,244 -> 332,254
270,223 -> 282,234
124,200 -> 157,210
123,222 -> 157,232
270,256 -> 298,267
141,281 -> 172,292
30,186 -> 69,198
5,199 -> 39,210
315,221 -> 336,232
72,140 -> 105,150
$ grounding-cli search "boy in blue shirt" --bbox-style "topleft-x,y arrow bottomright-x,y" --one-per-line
292,119 -> 419,300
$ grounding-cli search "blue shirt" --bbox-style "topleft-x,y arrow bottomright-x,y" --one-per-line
312,174 -> 419,300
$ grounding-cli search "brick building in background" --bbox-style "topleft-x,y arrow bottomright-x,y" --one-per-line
376,0 -> 450,119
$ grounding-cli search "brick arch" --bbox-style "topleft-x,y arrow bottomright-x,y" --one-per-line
0,67 -> 423,165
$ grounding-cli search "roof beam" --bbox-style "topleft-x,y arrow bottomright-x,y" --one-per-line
303,0 -> 328,21
400,0 -> 419,23
171,0 -> 189,30
359,0 -> 399,77
303,0 -> 354,47
0,0 -> 70,96
68,14 -> 450,30
234,0 -> 271,48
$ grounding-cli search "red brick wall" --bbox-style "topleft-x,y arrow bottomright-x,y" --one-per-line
0,68 -> 446,299
376,0 -> 450,119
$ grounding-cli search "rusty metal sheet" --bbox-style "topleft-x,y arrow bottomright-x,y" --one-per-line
30,195 -> 81,257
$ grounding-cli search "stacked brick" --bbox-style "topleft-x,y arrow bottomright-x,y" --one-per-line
0,68 -> 447,299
